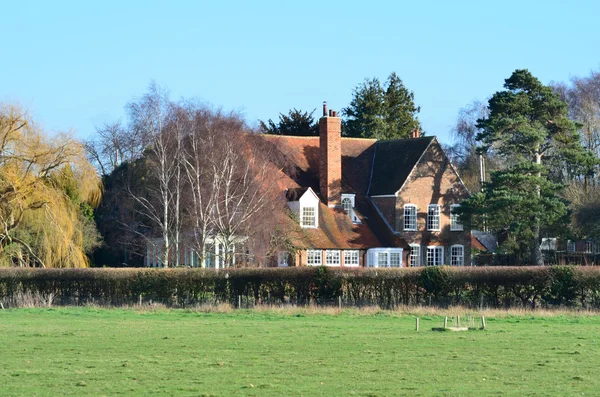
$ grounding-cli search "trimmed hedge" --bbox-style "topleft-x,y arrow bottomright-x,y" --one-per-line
1,266 -> 600,309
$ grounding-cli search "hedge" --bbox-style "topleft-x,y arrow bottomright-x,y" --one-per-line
1,266 -> 600,309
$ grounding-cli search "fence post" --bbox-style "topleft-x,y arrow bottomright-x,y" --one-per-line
338,296 -> 342,310
444,316 -> 448,329
415,318 -> 419,332
481,316 -> 486,330
238,295 -> 242,309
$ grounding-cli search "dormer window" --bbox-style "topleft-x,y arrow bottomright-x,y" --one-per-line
341,193 -> 360,224
287,187 -> 320,229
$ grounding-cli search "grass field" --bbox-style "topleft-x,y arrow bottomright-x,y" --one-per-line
1,307 -> 599,396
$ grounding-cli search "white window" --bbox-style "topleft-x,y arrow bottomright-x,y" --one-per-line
344,250 -> 359,267
390,252 -> 401,267
404,204 -> 417,231
342,197 -> 353,215
301,206 -> 316,228
451,245 -> 464,266
325,250 -> 341,266
586,241 -> 593,254
278,251 -> 290,267
307,249 -> 322,266
450,204 -> 463,231
427,204 -> 440,231
409,244 -> 421,267
377,252 -> 389,267
567,240 -> 575,253
426,246 -> 444,266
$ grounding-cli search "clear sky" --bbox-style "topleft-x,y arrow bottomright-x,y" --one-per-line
2,0 -> 599,144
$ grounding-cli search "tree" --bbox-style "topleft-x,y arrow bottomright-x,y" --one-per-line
460,69 -> 591,265
259,108 -> 318,136
342,72 -> 422,140
0,103 -> 102,267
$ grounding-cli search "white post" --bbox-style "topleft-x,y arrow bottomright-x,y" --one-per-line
415,318 -> 419,332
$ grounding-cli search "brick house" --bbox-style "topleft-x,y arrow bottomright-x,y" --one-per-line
261,102 -> 471,268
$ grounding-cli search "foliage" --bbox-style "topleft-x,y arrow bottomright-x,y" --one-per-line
342,72 -> 422,140
259,108 -> 318,136
3,266 -> 600,308
0,103 -> 102,268
459,70 -> 592,264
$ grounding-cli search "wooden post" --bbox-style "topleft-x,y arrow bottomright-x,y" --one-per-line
457,315 -> 460,328
338,296 -> 342,310
238,295 -> 242,309
481,316 -> 486,330
138,294 -> 142,306
415,318 -> 419,332
444,316 -> 448,329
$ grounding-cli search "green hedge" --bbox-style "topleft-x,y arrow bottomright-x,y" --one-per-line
1,266 -> 600,309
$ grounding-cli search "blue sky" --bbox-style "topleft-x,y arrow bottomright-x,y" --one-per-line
2,0 -> 599,144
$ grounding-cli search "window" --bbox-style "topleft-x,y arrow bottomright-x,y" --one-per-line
427,204 -> 440,231
451,245 -> 464,266
450,204 -> 463,231
307,250 -> 322,266
404,204 -> 417,231
586,241 -> 593,254
377,252 -> 389,267
409,244 -> 421,267
567,240 -> 575,253
342,197 -> 353,215
426,246 -> 444,266
301,206 -> 316,227
344,250 -> 359,267
390,252 -> 401,267
325,250 -> 341,266
278,251 -> 290,267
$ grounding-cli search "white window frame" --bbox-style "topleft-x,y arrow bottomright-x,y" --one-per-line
325,250 -> 341,266
450,204 -> 463,231
404,204 -> 417,231
344,250 -> 360,267
366,248 -> 403,267
306,249 -> 322,266
586,241 -> 593,254
390,252 -> 401,267
342,197 -> 353,215
427,204 -> 441,231
450,245 -> 464,266
567,240 -> 575,253
301,206 -> 316,228
409,244 -> 421,267
426,246 -> 444,266
341,193 -> 360,224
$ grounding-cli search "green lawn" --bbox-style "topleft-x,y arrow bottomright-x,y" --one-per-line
1,308 -> 599,396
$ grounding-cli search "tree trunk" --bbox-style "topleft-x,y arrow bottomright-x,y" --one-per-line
532,152 -> 544,266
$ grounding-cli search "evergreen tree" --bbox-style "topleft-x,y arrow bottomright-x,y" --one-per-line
259,108 -> 318,136
459,69 -> 593,265
342,72 -> 422,140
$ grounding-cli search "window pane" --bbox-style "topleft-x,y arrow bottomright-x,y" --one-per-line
342,198 -> 352,215
377,252 -> 388,266
326,250 -> 341,266
344,250 -> 359,266
404,205 -> 417,231
410,245 -> 420,267
427,205 -> 440,231
302,207 -> 315,227
451,245 -> 464,266
390,252 -> 401,267
427,247 -> 443,266
450,205 -> 463,231
307,249 -> 322,266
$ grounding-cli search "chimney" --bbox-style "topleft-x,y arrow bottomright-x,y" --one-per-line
319,101 -> 342,207
411,128 -> 420,139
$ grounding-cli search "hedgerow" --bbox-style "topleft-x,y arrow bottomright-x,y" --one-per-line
1,266 -> 600,309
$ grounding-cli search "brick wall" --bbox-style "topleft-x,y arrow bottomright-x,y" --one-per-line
395,141 -> 471,265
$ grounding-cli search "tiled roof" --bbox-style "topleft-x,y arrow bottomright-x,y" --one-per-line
368,137 -> 435,195
260,134 -> 432,251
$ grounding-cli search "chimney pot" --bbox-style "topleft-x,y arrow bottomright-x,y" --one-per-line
323,101 -> 328,117
329,109 -> 333,117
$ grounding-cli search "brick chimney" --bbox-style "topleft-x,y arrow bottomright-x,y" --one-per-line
319,101 -> 342,207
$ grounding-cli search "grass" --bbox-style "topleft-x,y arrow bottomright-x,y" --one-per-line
1,307 -> 600,396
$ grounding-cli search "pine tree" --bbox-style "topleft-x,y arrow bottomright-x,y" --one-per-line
259,108 -> 318,136
342,72 -> 422,140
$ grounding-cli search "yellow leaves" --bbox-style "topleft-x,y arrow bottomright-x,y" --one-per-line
0,102 -> 102,268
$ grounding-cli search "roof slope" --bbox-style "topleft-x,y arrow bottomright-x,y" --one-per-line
368,136 -> 435,196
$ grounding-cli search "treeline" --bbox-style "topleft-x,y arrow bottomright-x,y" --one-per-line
2,266 -> 600,309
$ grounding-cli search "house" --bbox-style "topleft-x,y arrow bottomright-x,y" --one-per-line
261,102 -> 471,267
